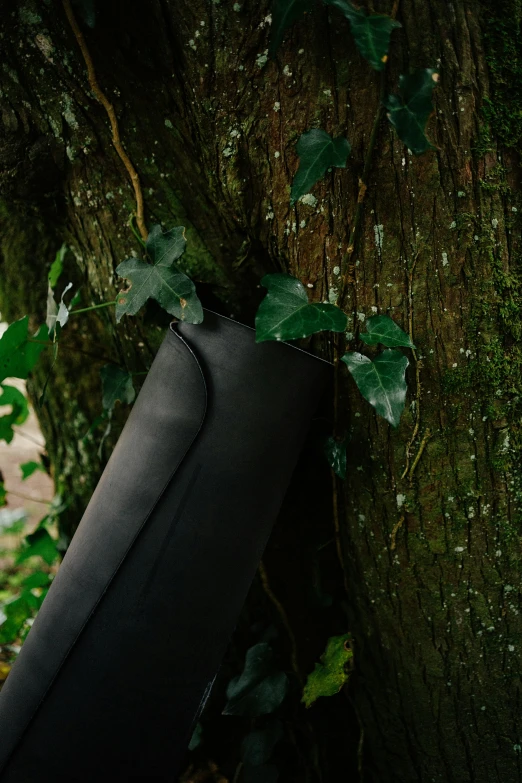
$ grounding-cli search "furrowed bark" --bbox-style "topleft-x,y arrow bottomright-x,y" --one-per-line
1,0 -> 521,779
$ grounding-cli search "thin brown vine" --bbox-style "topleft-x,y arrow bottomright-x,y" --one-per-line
62,0 -> 148,241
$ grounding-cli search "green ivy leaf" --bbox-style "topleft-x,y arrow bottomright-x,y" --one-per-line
100,365 -> 136,412
22,571 -> 52,590
290,129 -> 350,205
302,633 -> 353,708
115,225 -> 203,324
20,461 -> 46,481
16,528 -> 60,567
342,349 -> 409,427
241,720 -> 283,766
384,68 -> 439,155
223,643 -> 289,717
188,722 -> 203,751
324,434 -> 348,480
269,0 -> 314,58
325,0 -> 401,70
360,314 -> 414,348
48,244 -> 67,288
0,384 -> 29,444
0,592 -> 40,645
256,274 -> 347,342
0,317 -> 49,384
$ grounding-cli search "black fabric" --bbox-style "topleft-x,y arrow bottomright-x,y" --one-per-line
0,311 -> 330,782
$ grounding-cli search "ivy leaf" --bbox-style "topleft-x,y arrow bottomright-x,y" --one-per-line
188,722 -> 203,751
0,384 -> 29,444
290,129 -> 350,205
325,0 -> 401,71
241,720 -> 283,766
100,365 -> 136,412
16,528 -> 60,567
223,643 -> 289,717
269,0 -> 314,58
324,434 -> 348,480
302,634 -> 353,708
115,225 -> 203,324
0,592 -> 40,645
360,314 -> 414,348
256,274 -> 347,342
20,461 -> 46,481
48,244 -> 66,288
70,289 -> 82,308
0,317 -> 49,384
384,68 -> 439,155
342,349 -> 409,427
22,571 -> 52,590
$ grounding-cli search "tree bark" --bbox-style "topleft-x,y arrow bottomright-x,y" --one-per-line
1,0 -> 522,780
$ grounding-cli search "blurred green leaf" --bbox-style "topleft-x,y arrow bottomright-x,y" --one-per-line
20,461 -> 46,481
16,528 -> 59,567
360,314 -> 414,348
48,244 -> 66,288
0,480 -> 6,509
256,274 -> 347,342
0,385 -> 29,444
291,129 -> 350,204
100,365 -> 136,412
0,318 -> 49,384
269,0 -> 314,58
0,592 -> 39,644
223,643 -> 289,717
22,571 -> 52,590
302,633 -> 352,708
116,225 -> 203,324
324,434 -> 348,480
384,68 -> 439,155
342,349 -> 409,427
69,289 -> 82,308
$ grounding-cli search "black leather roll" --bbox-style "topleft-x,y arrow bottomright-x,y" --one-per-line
0,310 -> 330,782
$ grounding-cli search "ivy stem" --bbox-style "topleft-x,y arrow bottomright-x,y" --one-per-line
129,214 -> 146,248
61,0 -> 148,242
12,427 -> 45,447
258,560 -> 302,684
3,488 -> 52,505
68,301 -> 117,315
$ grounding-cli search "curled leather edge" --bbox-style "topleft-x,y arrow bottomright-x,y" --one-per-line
0,324 -> 208,772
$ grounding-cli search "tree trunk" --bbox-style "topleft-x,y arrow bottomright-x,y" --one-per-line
1,0 -> 521,780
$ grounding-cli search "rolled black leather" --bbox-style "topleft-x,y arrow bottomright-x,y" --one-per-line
0,310 -> 330,782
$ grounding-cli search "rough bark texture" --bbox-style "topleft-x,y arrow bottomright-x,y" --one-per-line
1,0 -> 522,780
